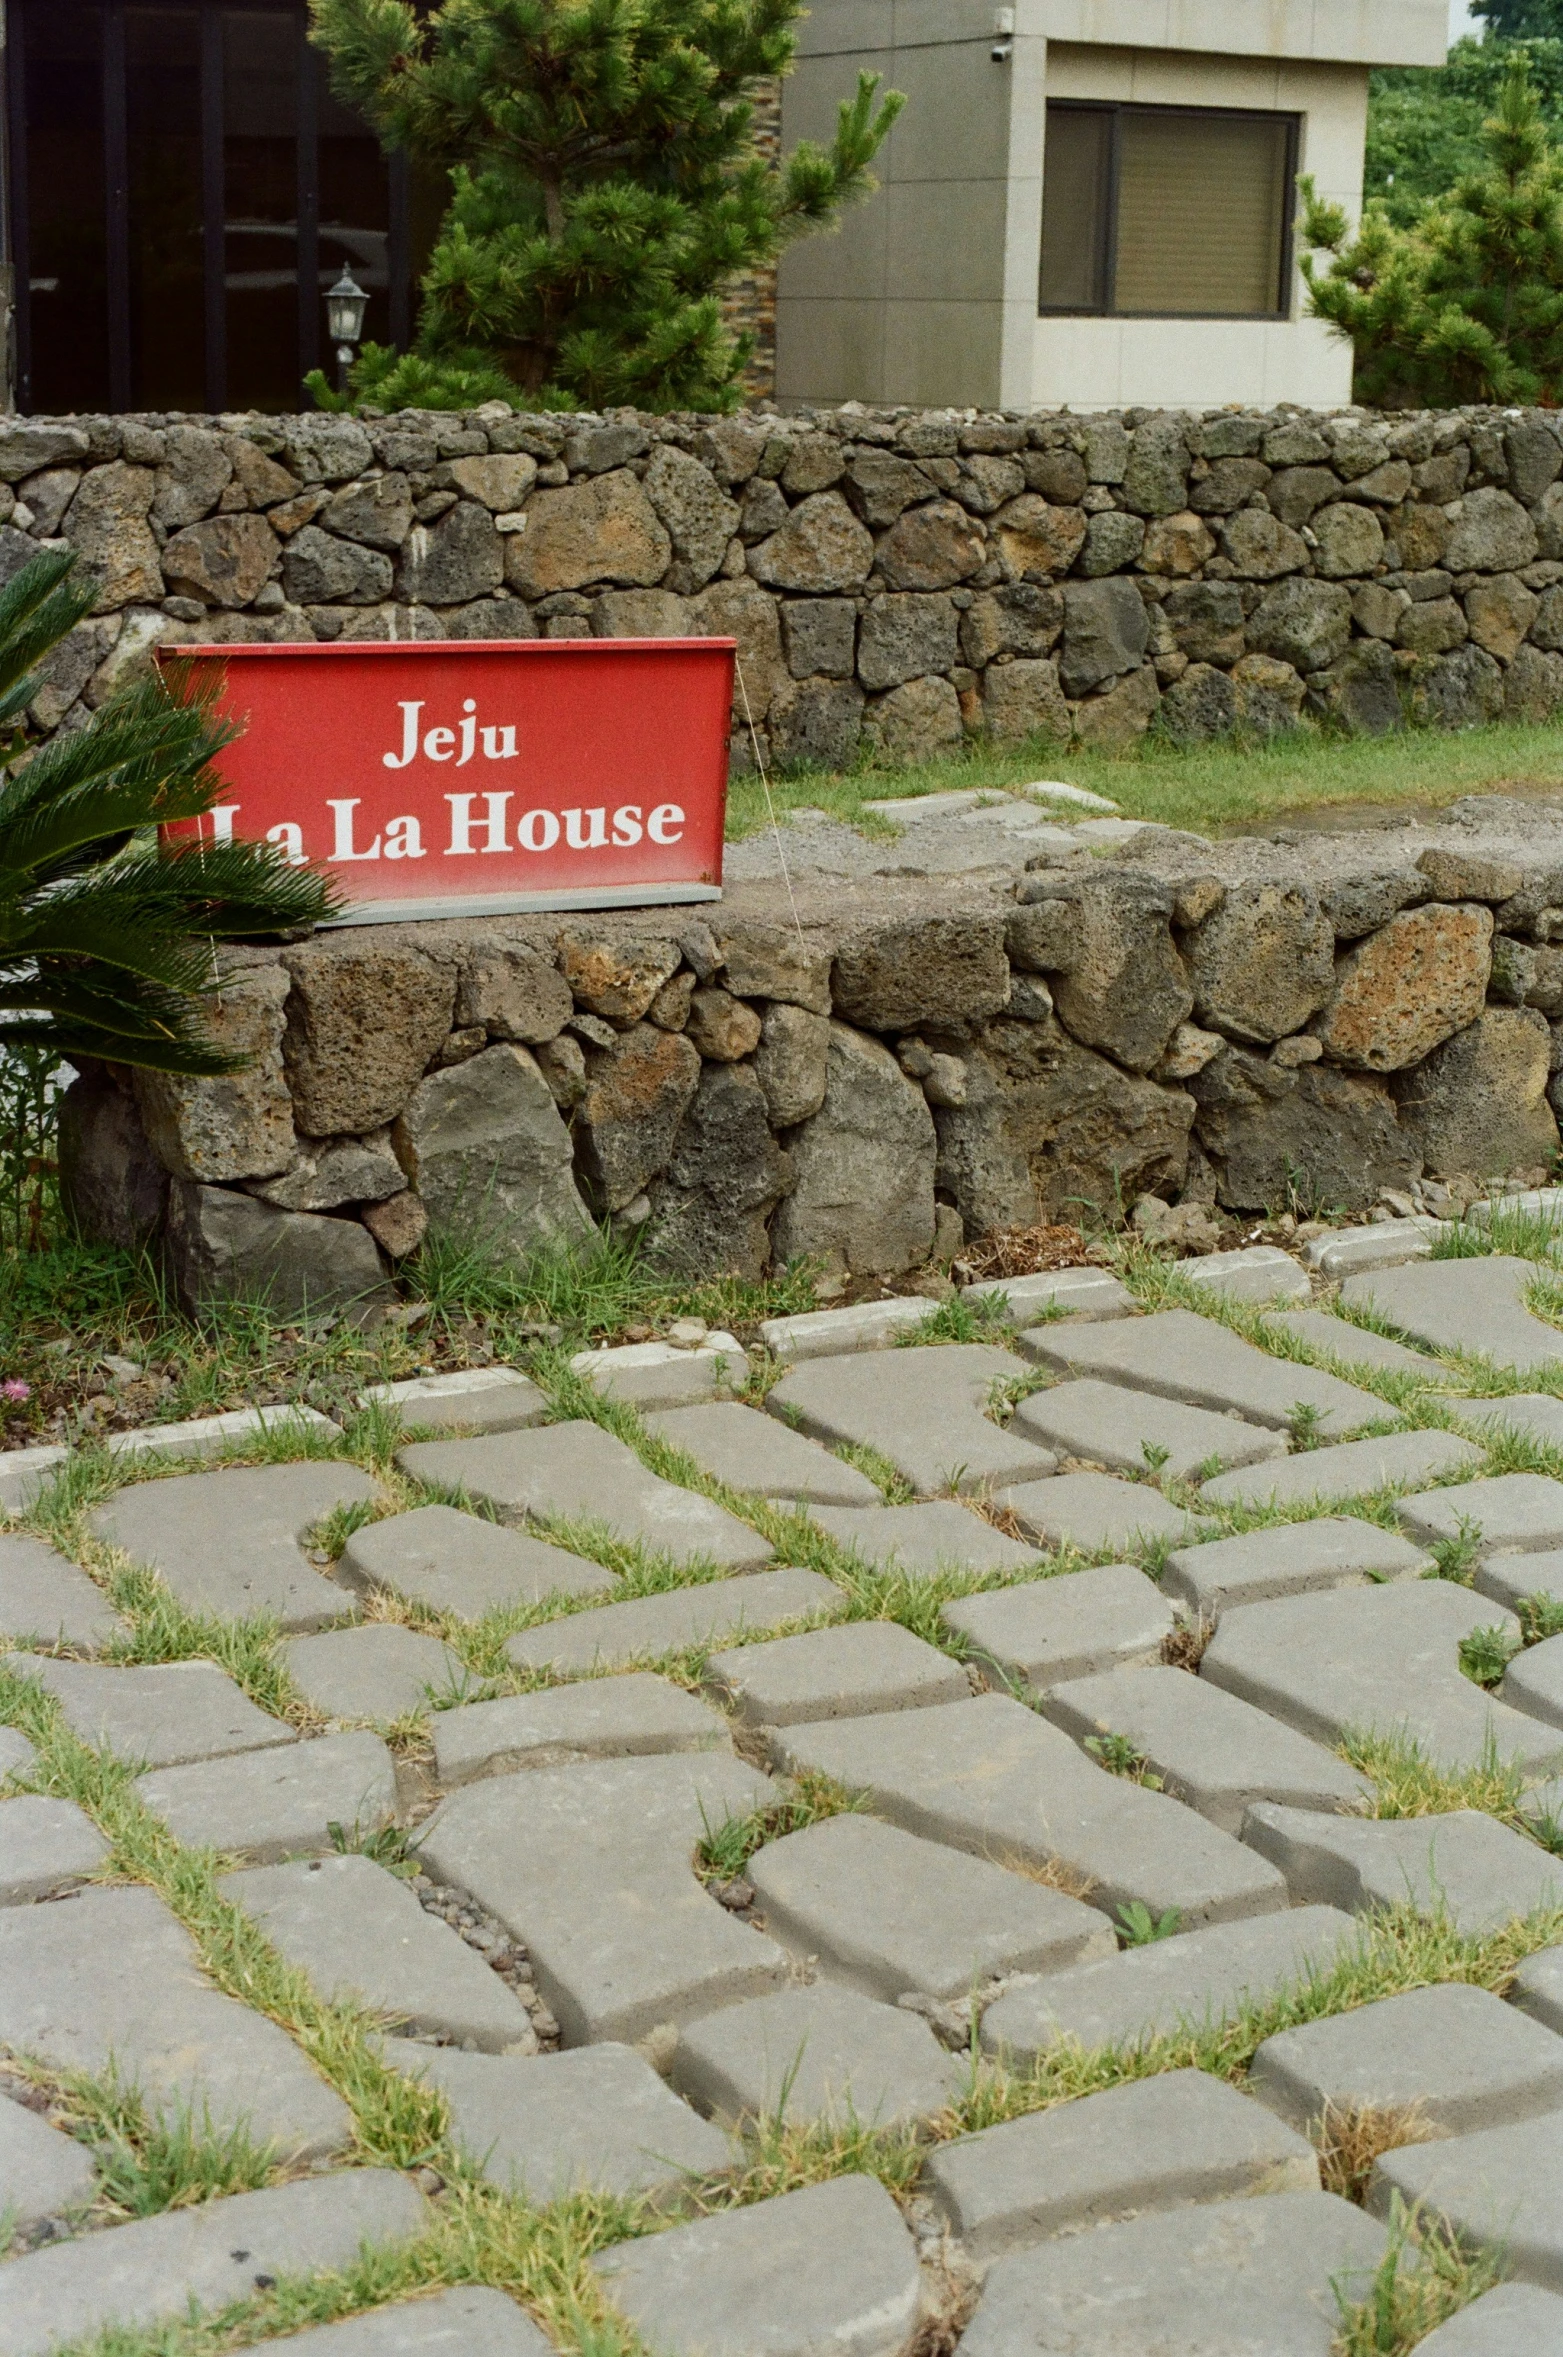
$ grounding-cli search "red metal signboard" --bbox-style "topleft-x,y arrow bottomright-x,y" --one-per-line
158,637 -> 734,924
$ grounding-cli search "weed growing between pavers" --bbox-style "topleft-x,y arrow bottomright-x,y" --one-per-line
1330,2195 -> 1505,2357
693,1772 -> 867,1882
1338,1729 -> 1563,1851
1314,2102 -> 1438,2208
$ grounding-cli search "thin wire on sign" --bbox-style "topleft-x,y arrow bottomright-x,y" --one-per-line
734,653 -> 807,954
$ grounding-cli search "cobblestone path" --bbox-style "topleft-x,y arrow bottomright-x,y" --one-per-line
9,1222 -> 1563,2352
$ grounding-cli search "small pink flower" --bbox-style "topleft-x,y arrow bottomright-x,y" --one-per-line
2,1380 -> 30,1403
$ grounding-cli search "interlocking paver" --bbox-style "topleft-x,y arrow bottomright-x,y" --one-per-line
221,1854 -> 535,2050
136,1728 -> 397,1860
962,1268 -> 1135,1326
1340,1255 -> 1563,1373
994,1470 -> 1211,1557
397,1422 -> 773,1570
757,1297 -> 933,1361
107,1405 -> 340,1466
256,2288 -> 551,2357
0,1884 -> 350,2158
1305,1221 -> 1440,1278
572,1334 -> 749,1407
1242,1803 -> 1563,1932
91,1462 -> 376,1633
1041,1664 -> 1371,1832
1512,1942 -> 1563,2034
957,2190 -> 1387,2357
0,2089 -> 96,2231
1250,1982 -> 1563,2136
419,1752 -> 786,2042
433,1673 -> 730,1785
1399,1472 -> 1563,1555
0,1726 -> 34,1780
280,1625 -> 467,1720
1503,1632 -> 1563,1727
1409,2285 -> 1563,2355
591,2175 -> 921,2357
0,2170 -> 427,2357
501,1567 -> 841,1675
1461,1392 -> 1563,1450
1370,2112 -> 1563,2289
0,1795 -> 110,1903
359,1367 -> 549,1434
976,1906 -> 1357,2060
1197,1427 -> 1484,1512
766,1344 -> 1054,1498
643,1401 -> 881,1506
1475,1545 -> 1563,1614
922,2068 -> 1318,2260
1199,1582 -> 1562,1772
705,1622 -> 968,1725
745,1813 -> 1114,2000
1161,1518 -> 1433,1619
383,2036 -> 733,2199
943,1565 -> 1174,1691
0,1534 -> 121,1652
1019,1307 -> 1397,1436
805,1501 -> 1041,1575
339,1502 -> 615,1616
4,1655 -> 295,1767
1010,1378 -> 1284,1481
1261,1309 -> 1443,1377
1182,1244 -> 1311,1306
0,1444 -> 66,1516
671,1981 -> 964,2130
771,1694 -> 1287,1928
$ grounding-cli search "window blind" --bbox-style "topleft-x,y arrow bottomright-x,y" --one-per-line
1113,111 -> 1290,316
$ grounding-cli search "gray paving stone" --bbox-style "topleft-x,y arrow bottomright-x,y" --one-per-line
382,2035 -> 734,2200
1476,1546 -> 1563,1614
0,2089 -> 96,2232
706,1621 -> 966,1726
502,1566 -> 842,1675
397,1421 -> 773,1570
672,1981 -> 964,2131
1305,1220 -> 1441,1278
758,1297 -> 933,1361
3,1654 -> 295,1767
806,1501 -> 1042,1576
962,1268 -> 1136,1327
107,1404 -> 340,1466
220,1853 -> 535,2050
1250,1981 -> 1563,2138
0,1726 -> 35,1780
0,2169 -> 427,2357
745,1813 -> 1114,2000
1470,1187 -> 1563,1229
1183,1244 -> 1312,1307
1161,1517 -> 1434,1620
767,1344 -> 1055,1499
0,1795 -> 109,1903
433,1673 -> 730,1785
359,1367 -> 549,1434
923,2067 -> 1319,2261
995,1471 -> 1212,1557
1242,1803 -> 1563,1932
957,2190 -> 1387,2357
91,1462 -> 377,1633
1512,1941 -> 1563,2034
136,1728 -> 397,1860
942,1565 -> 1174,1691
643,1400 -> 882,1507
339,1502 -> 615,1617
1370,2112 -> 1563,2291
1460,1392 -> 1563,1451
592,2174 -> 921,2357
572,1333 -> 750,1407
0,1444 -> 67,1516
1399,1472 -> 1563,1555
1261,1309 -> 1444,1377
1010,1378 -> 1284,1482
1041,1664 -> 1372,1832
1341,1255 -> 1563,1374
771,1694 -> 1288,1930
1408,2284 -> 1563,2356
419,1752 -> 786,2042
1199,1582 -> 1563,1773
0,1533 -> 122,1652
1020,1307 -> 1398,1437
976,1906 -> 1358,2061
1198,1427 -> 1484,1512
281,1625 -> 468,1721
0,1883 -> 351,2159
254,2288 -> 551,2357
1503,1632 -> 1563,1728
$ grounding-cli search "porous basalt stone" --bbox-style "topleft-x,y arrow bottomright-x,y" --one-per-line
1315,902 -> 1495,1072
1186,881 -> 1336,1045
1393,1006 -> 1561,1174
281,944 -> 457,1136
769,1022 -> 936,1276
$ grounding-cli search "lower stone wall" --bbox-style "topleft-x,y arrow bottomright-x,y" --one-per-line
59,799 -> 1563,1311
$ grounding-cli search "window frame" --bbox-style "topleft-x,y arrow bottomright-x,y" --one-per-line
1038,98 -> 1301,324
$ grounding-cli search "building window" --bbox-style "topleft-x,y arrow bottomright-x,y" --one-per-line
1039,101 -> 1298,320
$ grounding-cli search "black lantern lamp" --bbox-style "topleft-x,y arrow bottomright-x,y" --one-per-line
325,269 -> 370,389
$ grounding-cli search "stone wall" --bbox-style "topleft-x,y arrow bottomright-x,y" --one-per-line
57,798 -> 1563,1312
14,400 -> 1563,774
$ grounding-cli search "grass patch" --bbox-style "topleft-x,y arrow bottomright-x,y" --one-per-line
694,1772 -> 865,1882
1332,2197 -> 1505,2356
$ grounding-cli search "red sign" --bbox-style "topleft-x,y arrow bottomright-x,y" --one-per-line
159,637 -> 734,924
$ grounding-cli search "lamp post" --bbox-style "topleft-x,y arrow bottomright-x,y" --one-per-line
325,269 -> 369,391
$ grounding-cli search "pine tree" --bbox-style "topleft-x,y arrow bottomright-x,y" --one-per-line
1303,54 -> 1563,404
306,0 -> 903,413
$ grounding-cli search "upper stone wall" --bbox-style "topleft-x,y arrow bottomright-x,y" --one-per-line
13,400 -> 1563,769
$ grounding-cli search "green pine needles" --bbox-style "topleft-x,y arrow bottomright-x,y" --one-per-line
1303,52 -> 1563,405
0,549 -> 339,1077
305,0 -> 904,414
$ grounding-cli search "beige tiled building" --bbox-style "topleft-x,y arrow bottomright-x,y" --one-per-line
775,0 -> 1447,411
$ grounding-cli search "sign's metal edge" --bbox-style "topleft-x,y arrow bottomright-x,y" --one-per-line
318,882 -> 725,926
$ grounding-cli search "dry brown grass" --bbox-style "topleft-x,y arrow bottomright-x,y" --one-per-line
1313,2100 -> 1442,2205
1162,1617 -> 1216,1671
952,1224 -> 1092,1282
989,1847 -> 1099,1902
